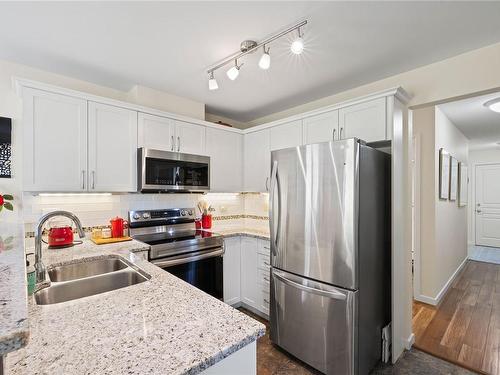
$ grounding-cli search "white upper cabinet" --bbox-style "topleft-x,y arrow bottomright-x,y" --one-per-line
206,127 -> 242,192
244,129 -> 270,192
23,88 -> 88,192
173,120 -> 206,155
339,97 -> 387,142
269,120 -> 303,151
303,110 -> 339,144
88,102 -> 138,192
138,112 -> 175,151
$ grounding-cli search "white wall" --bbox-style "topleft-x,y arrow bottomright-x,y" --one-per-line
467,148 -> 500,246
413,106 -> 469,303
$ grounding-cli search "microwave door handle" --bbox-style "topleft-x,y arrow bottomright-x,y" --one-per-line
272,270 -> 347,300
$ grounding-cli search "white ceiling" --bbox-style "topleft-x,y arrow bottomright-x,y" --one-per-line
1,2 -> 500,122
439,92 -> 500,150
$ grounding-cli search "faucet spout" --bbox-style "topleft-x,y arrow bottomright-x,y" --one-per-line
34,210 -> 85,284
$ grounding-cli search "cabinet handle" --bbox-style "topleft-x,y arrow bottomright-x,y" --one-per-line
332,128 -> 336,140
264,298 -> 269,304
171,136 -> 174,151
177,136 -> 180,152
339,127 -> 343,139
264,261 -> 270,266
265,177 -> 269,191
81,170 -> 85,190
91,171 -> 95,189
264,277 -> 270,282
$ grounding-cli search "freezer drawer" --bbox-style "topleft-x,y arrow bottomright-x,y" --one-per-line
270,268 -> 357,375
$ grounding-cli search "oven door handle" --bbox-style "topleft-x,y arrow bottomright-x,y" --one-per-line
151,247 -> 224,268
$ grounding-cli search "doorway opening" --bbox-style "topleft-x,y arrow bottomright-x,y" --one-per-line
410,90 -> 500,375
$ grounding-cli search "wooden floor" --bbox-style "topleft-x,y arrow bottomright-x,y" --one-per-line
413,260 -> 500,375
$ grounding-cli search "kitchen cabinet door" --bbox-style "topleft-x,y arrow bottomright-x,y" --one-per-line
174,120 -> 206,155
138,113 -> 175,151
88,102 -> 138,192
244,129 -> 271,192
223,237 -> 241,305
23,88 -> 87,191
339,97 -> 387,142
206,127 -> 243,192
303,110 -> 339,144
270,120 -> 303,151
240,237 -> 259,309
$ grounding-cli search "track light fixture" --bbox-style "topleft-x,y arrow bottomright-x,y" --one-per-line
207,20 -> 307,90
258,46 -> 271,70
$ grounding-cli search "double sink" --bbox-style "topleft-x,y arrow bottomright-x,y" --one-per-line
35,257 -> 150,305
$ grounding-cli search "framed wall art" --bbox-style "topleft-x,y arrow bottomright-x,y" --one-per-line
449,156 -> 458,201
458,163 -> 468,207
439,149 -> 450,200
0,117 -> 12,178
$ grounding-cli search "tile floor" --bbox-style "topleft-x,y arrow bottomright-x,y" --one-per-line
469,245 -> 500,265
239,308 -> 474,375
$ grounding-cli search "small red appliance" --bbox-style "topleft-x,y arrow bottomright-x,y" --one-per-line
110,217 -> 127,238
48,226 -> 74,247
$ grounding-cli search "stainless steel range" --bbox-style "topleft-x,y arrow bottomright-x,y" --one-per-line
128,208 -> 224,299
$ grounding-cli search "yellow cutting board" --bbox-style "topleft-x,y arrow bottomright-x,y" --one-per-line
91,236 -> 133,245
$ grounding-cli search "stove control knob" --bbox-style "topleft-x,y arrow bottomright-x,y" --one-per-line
142,212 -> 150,219
180,210 -> 187,216
133,213 -> 140,220
188,210 -> 193,216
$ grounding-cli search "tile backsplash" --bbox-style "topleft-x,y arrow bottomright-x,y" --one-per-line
22,192 -> 269,233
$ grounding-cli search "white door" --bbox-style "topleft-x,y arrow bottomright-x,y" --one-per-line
138,113 -> 175,151
270,120 -> 303,151
88,102 -> 138,192
22,88 -> 87,191
223,237 -> 241,305
303,110 -> 339,144
475,164 -> 500,247
206,127 -> 243,192
174,120 -> 206,155
339,97 -> 387,142
244,129 -> 270,192
240,237 -> 259,309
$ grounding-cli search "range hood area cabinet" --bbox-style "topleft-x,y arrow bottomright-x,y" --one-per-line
23,88 -> 138,192
137,112 -> 206,155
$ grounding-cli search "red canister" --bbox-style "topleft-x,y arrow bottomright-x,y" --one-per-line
110,217 -> 127,238
201,214 -> 212,229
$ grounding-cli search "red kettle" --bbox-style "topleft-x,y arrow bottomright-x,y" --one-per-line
48,226 -> 74,247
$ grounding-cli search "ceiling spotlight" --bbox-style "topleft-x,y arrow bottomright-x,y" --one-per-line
258,46 -> 271,70
291,27 -> 304,54
226,59 -> 242,81
484,97 -> 500,113
208,71 -> 218,91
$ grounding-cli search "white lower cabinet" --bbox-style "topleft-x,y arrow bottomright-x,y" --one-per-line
223,237 -> 241,305
240,237 -> 259,308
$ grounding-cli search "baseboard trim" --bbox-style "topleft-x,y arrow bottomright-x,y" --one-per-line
414,256 -> 468,306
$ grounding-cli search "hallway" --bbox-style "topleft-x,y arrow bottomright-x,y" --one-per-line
413,260 -> 500,374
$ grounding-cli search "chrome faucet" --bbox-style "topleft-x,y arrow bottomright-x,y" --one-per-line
34,210 -> 85,283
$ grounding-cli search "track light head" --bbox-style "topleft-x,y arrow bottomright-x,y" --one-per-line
258,46 -> 271,70
291,27 -> 304,54
227,59 -> 242,80
208,71 -> 218,90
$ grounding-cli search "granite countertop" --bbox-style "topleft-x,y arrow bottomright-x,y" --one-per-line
209,227 -> 270,240
0,222 -> 29,356
7,238 -> 265,374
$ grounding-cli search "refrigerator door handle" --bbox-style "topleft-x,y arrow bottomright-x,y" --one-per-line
272,270 -> 347,301
270,160 -> 281,256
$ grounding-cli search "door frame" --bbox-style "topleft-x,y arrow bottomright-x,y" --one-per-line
411,134 -> 422,300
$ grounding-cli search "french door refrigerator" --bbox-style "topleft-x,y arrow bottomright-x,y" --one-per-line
269,138 -> 391,375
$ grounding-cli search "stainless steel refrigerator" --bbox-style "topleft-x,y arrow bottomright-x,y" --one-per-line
269,138 -> 391,375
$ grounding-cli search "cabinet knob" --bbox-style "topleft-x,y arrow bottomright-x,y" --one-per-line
339,127 -> 343,139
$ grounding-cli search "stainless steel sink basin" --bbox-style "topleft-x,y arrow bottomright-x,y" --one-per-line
35,257 -> 150,305
48,258 -> 128,282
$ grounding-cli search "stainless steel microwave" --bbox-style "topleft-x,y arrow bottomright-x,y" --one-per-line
138,148 -> 210,192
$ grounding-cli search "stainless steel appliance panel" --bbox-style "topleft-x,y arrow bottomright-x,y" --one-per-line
270,268 -> 357,375
270,139 -> 359,289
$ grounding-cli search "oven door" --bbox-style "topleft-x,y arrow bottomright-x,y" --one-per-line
151,247 -> 223,300
139,148 -> 210,192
